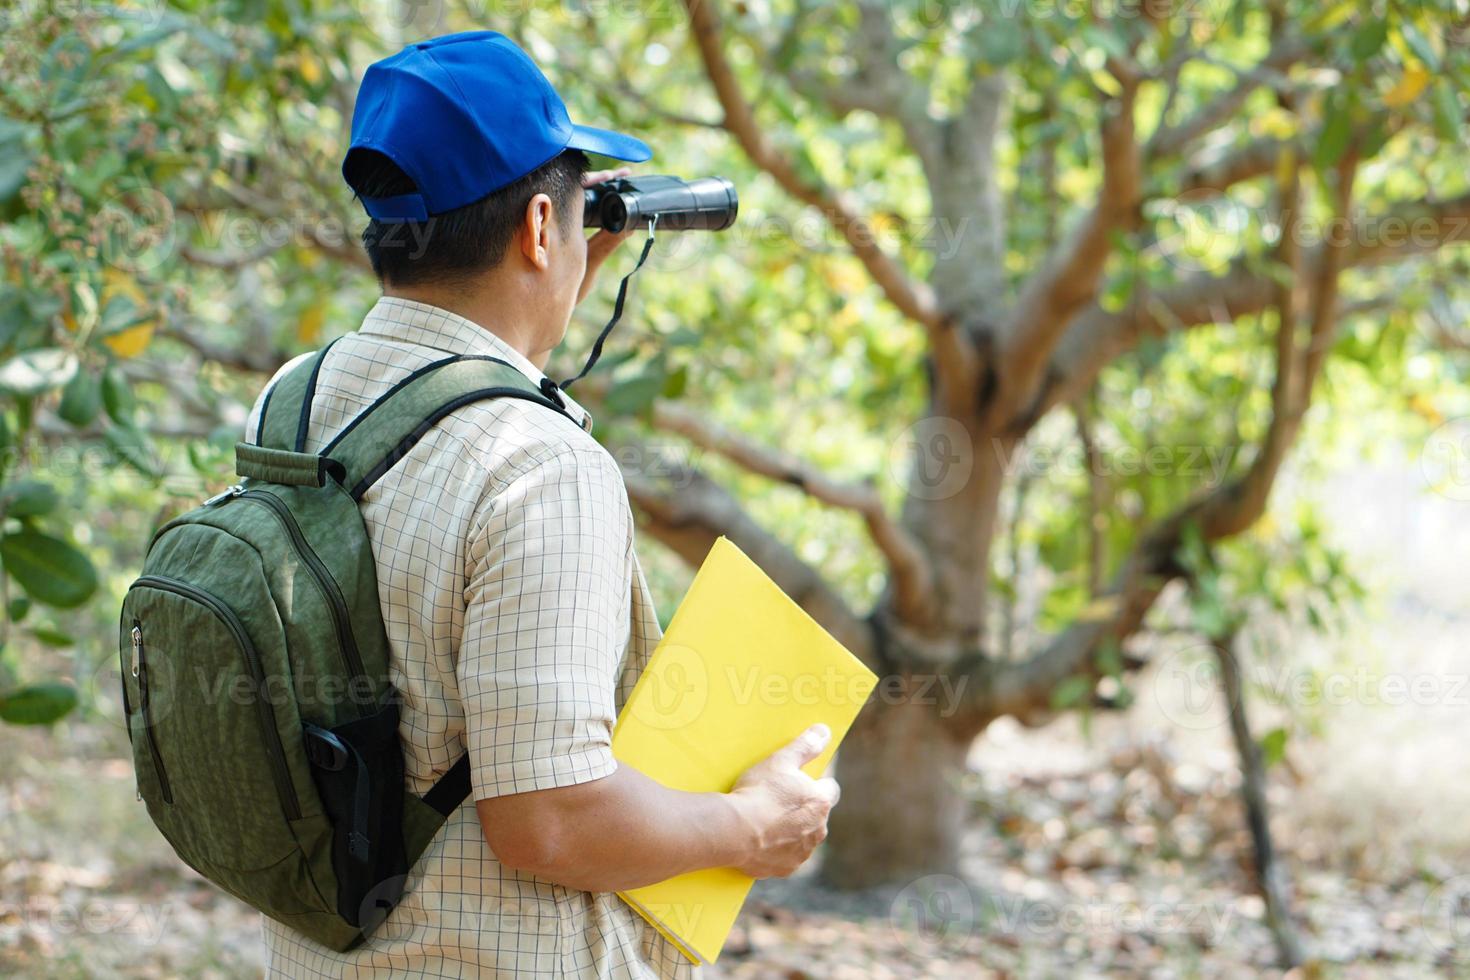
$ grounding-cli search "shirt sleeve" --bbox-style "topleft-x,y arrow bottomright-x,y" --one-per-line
459,445 -> 633,801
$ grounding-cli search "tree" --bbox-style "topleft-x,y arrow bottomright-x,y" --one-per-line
3,0 -> 1468,891
616,0 -> 1468,887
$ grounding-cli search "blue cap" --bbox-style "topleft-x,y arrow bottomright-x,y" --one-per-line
344,31 -> 652,221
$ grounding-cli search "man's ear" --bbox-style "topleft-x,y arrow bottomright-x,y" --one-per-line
519,192 -> 554,270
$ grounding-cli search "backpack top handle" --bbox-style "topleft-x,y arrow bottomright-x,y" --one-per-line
249,345 -> 575,501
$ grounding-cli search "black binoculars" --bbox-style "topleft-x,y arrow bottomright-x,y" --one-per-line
583,175 -> 738,233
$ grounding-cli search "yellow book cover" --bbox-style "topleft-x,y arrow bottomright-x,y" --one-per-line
611,536 -> 879,964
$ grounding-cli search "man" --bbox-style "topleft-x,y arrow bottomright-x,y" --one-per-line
246,31 -> 840,978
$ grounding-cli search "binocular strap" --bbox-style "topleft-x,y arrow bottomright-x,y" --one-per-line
559,219 -> 659,390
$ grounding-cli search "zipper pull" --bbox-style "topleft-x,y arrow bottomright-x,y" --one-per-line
204,483 -> 245,507
130,625 -> 143,678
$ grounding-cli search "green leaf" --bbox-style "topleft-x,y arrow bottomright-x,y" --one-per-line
0,479 -> 58,518
1432,81 -> 1462,143
99,292 -> 143,335
0,528 -> 98,608
0,144 -> 32,204
1349,18 -> 1388,62
1313,91 -> 1353,171
30,627 -> 74,648
0,681 -> 78,725
7,595 -> 29,621
105,424 -> 160,478
661,364 -> 689,400
605,369 -> 666,416
101,366 -> 135,424
58,371 -> 101,427
1260,727 -> 1289,768
1399,23 -> 1439,70
1050,674 -> 1094,709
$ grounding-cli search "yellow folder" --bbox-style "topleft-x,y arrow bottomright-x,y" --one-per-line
612,536 -> 879,964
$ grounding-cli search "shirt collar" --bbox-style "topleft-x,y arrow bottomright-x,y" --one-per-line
358,296 -> 592,431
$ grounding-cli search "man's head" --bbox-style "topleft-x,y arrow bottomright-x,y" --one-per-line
341,32 -> 649,354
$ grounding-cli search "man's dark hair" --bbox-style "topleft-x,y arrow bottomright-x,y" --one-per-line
344,148 -> 588,286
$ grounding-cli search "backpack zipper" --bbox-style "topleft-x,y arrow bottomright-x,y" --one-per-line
132,621 -> 173,804
234,489 -> 370,700
131,575 -> 302,821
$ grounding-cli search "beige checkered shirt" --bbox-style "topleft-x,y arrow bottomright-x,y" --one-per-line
246,297 -> 694,979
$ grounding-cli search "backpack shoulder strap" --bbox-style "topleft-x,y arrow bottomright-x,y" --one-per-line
319,355 -> 573,501
254,340 -> 340,452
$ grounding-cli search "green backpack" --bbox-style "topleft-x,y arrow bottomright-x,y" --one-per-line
118,344 -> 574,951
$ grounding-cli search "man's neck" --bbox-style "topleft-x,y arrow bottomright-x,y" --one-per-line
383,283 -> 552,371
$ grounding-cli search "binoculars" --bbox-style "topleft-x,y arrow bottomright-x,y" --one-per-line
584,175 -> 738,233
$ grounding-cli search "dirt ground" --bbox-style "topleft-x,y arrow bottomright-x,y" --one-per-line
3,713 -> 1465,979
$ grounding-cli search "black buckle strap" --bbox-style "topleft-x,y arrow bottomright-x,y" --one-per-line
422,754 -> 471,817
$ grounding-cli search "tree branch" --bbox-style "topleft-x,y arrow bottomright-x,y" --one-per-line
778,0 -> 942,172
681,0 -> 978,405
643,398 -> 934,623
1031,187 -> 1470,421
963,149 -> 1363,727
1178,137 -> 1295,196
1146,37 -> 1307,160
621,453 -> 878,668
998,80 -> 1142,416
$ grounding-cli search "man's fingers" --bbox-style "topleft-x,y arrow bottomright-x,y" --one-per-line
582,166 -> 632,188
814,777 -> 840,806
771,723 -> 831,770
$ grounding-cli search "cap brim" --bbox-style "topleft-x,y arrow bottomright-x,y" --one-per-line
567,123 -> 652,163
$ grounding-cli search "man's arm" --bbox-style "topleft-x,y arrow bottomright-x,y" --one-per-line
460,445 -> 840,893
478,724 -> 840,893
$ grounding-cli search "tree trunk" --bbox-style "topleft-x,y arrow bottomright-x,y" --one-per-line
821,686 -> 974,889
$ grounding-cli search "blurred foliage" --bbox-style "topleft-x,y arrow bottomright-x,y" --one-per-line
0,0 -> 1467,727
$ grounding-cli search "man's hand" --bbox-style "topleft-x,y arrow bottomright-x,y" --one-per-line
477,722 -> 841,892
578,166 -> 636,304
726,724 -> 841,879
